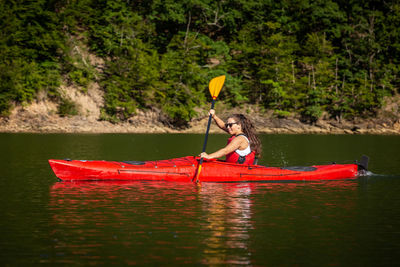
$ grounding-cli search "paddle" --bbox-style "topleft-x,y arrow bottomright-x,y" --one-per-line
194,75 -> 226,183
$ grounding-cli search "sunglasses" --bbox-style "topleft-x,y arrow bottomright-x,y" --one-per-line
225,122 -> 238,128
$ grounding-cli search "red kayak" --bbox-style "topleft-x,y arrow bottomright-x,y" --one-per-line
48,156 -> 369,182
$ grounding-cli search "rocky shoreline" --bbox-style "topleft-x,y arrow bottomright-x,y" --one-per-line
2,80 -> 399,135
1,103 -> 399,135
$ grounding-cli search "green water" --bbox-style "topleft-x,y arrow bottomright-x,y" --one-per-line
1,133 -> 400,265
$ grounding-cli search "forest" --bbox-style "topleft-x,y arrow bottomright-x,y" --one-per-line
1,0 -> 399,127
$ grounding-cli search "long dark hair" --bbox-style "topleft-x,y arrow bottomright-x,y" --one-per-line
230,114 -> 262,157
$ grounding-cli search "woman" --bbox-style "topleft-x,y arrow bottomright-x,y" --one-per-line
200,110 -> 262,165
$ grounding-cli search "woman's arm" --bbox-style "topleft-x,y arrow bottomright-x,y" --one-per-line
209,109 -> 228,132
200,136 -> 244,159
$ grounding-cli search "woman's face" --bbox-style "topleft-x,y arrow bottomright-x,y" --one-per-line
226,117 -> 241,135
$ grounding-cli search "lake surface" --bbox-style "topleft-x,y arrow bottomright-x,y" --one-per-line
1,133 -> 400,266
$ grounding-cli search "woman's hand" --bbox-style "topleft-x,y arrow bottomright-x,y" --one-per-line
199,152 -> 212,159
209,109 -> 215,118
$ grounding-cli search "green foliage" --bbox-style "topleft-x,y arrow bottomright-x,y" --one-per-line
157,31 -> 208,127
1,0 -> 400,126
0,0 -> 62,115
58,98 -> 78,117
222,74 -> 248,106
68,68 -> 93,89
273,110 -> 292,118
100,42 -> 160,120
303,105 -> 323,123
62,38 -> 97,90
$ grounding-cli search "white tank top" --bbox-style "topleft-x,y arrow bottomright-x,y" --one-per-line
235,135 -> 251,156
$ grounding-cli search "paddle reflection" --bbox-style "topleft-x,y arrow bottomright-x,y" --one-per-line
197,183 -> 254,265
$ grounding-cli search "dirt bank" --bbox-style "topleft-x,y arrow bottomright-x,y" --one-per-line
1,100 -> 399,135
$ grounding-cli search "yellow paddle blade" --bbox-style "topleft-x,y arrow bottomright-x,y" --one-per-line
209,75 -> 226,99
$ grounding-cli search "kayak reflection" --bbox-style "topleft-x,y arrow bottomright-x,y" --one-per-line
48,180 -> 358,265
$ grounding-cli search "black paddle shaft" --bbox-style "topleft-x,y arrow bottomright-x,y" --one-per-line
200,99 -> 216,161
